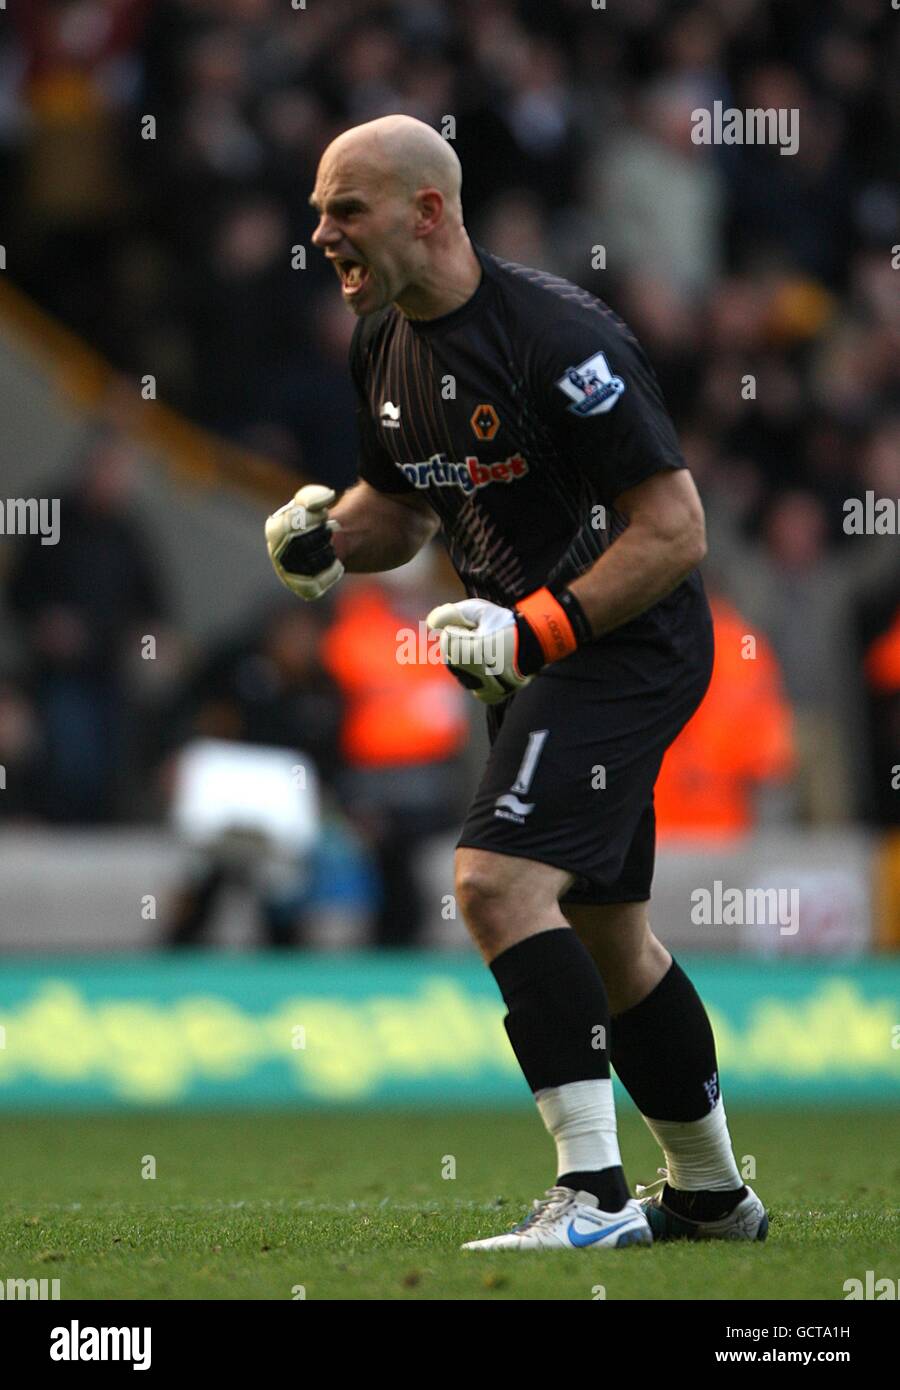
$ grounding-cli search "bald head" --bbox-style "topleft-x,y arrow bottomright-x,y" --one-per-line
310,114 -> 479,320
325,115 -> 463,217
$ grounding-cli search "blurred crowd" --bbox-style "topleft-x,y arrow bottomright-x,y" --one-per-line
0,0 -> 898,941
0,429 -> 476,944
2,1 -> 898,472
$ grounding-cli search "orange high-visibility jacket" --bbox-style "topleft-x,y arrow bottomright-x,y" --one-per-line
865,605 -> 900,694
655,595 -> 795,841
321,584 -> 470,768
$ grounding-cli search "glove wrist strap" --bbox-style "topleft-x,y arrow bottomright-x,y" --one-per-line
548,581 -> 594,646
513,612 -> 546,676
515,586 -> 579,669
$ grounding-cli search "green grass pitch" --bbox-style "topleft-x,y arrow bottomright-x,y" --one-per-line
0,1107 -> 896,1300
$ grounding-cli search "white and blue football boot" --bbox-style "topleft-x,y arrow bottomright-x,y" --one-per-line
636,1168 -> 768,1241
461,1186 -> 652,1251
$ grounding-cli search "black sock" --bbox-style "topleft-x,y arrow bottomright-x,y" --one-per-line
491,928 -> 612,1091
660,1183 -> 747,1222
611,958 -> 719,1121
611,959 -> 743,1214
558,1168 -> 630,1210
491,929 -> 628,1211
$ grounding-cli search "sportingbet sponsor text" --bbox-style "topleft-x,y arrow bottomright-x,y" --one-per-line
395,451 -> 529,494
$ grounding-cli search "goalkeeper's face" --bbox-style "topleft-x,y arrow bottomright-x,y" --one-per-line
310,155 -> 434,318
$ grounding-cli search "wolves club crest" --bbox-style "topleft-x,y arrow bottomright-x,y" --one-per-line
470,403 -> 500,441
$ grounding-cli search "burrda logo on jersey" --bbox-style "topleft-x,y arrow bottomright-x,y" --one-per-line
395,451 -> 530,495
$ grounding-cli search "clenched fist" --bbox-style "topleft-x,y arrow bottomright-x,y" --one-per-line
265,485 -> 344,601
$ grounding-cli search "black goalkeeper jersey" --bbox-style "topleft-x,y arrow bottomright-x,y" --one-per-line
349,243 -> 710,671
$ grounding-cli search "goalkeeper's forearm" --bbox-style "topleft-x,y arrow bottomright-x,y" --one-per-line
330,480 -> 440,573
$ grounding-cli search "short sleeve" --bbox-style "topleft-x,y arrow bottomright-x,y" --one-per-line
533,311 -> 686,504
349,320 -> 416,495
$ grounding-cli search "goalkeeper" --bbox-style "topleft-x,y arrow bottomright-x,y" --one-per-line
265,114 -> 767,1251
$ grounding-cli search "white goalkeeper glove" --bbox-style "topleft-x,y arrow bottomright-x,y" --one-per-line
426,587 -> 590,704
426,597 -> 535,705
265,485 -> 344,601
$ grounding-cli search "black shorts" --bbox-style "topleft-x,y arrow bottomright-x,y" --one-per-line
457,604 -> 714,906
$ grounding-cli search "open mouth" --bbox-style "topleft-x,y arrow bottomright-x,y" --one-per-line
333,257 -> 371,296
